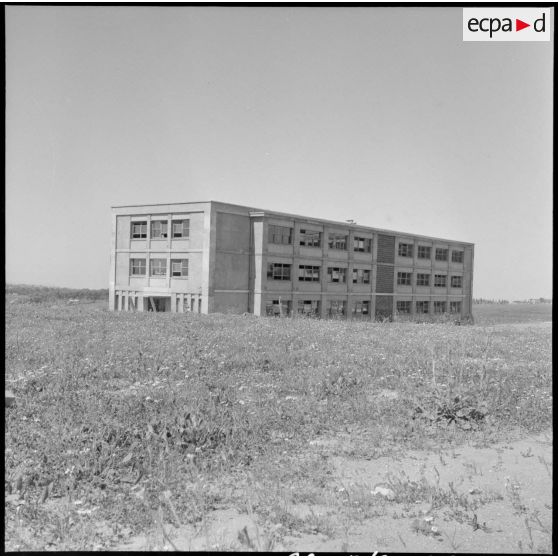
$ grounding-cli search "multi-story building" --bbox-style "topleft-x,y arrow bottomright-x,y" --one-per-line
109,201 -> 474,319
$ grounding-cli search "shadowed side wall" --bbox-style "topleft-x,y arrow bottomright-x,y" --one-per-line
212,207 -> 251,314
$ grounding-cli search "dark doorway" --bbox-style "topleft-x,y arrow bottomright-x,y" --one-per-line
147,296 -> 171,312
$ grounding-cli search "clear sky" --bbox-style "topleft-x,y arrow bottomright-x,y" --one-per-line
6,6 -> 553,300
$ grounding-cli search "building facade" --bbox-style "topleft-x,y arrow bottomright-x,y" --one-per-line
109,201 -> 474,319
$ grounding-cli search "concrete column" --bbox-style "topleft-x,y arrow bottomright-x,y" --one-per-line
109,212 -> 117,311
251,217 -> 266,317
167,255 -> 171,290
146,214 -> 152,249
320,234 -> 328,317
370,234 -> 378,318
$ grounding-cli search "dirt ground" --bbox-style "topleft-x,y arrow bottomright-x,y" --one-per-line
115,430 -> 552,553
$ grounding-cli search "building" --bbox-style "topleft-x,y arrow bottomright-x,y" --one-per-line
109,201 -> 474,319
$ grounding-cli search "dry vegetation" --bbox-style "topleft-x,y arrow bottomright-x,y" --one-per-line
4,295 -> 552,552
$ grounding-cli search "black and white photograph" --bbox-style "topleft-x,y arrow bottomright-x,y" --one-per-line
4,4 -> 553,554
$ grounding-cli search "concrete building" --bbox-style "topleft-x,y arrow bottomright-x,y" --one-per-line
109,201 -> 474,319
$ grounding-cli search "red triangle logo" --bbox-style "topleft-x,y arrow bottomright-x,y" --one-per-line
516,19 -> 530,31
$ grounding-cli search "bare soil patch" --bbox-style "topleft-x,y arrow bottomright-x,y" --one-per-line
108,431 -> 552,553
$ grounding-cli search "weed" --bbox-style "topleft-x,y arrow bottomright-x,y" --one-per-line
4,300 -> 552,551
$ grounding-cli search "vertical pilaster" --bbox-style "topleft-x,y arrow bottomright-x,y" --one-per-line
370,234 -> 378,318
109,211 -> 117,311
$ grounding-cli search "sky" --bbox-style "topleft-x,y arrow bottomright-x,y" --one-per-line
5,6 -> 553,300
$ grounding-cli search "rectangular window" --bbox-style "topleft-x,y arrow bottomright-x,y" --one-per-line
267,263 -> 291,281
452,250 -> 464,263
352,268 -> 371,284
131,221 -> 147,239
435,248 -> 448,261
396,301 -> 411,314
130,258 -> 146,276
266,299 -> 291,317
353,237 -> 372,253
298,265 -> 320,282
172,219 -> 190,239
451,276 -> 463,288
398,243 -> 413,257
327,267 -> 347,283
297,300 -> 320,316
269,225 -> 293,245
353,301 -> 370,316
416,273 -> 430,286
300,229 -> 321,247
417,246 -> 431,259
151,220 -> 168,239
328,233 -> 347,250
328,300 -> 346,317
171,259 -> 188,277
450,301 -> 462,314
416,301 -> 429,314
397,272 -> 412,286
150,258 -> 167,276
434,301 -> 447,314
434,274 -> 447,287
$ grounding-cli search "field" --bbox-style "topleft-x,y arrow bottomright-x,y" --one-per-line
4,299 -> 552,553
472,303 -> 552,325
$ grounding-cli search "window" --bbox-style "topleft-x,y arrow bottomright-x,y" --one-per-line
450,301 -> 462,314
131,221 -> 147,239
435,248 -> 448,261
398,243 -> 413,257
171,259 -> 188,277
327,267 -> 347,283
416,301 -> 429,314
172,219 -> 190,239
353,301 -> 370,316
434,274 -> 447,287
328,233 -> 347,250
266,299 -> 291,316
434,301 -> 447,314
328,300 -> 346,317
417,246 -> 431,259
396,301 -> 411,314
352,269 -> 371,284
269,225 -> 293,245
353,236 -> 372,253
267,263 -> 291,281
452,250 -> 464,263
416,273 -> 430,286
297,300 -> 320,316
451,276 -> 462,288
298,265 -> 320,282
150,258 -> 167,276
397,272 -> 412,286
151,220 -> 168,239
300,229 -> 321,247
130,258 -> 146,276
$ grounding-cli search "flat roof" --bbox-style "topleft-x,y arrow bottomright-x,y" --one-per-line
111,200 -> 474,246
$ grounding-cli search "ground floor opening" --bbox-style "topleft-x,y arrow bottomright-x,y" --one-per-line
146,296 -> 171,312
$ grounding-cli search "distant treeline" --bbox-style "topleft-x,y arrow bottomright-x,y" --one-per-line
473,298 -> 510,305
474,297 -> 552,305
6,284 -> 109,303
